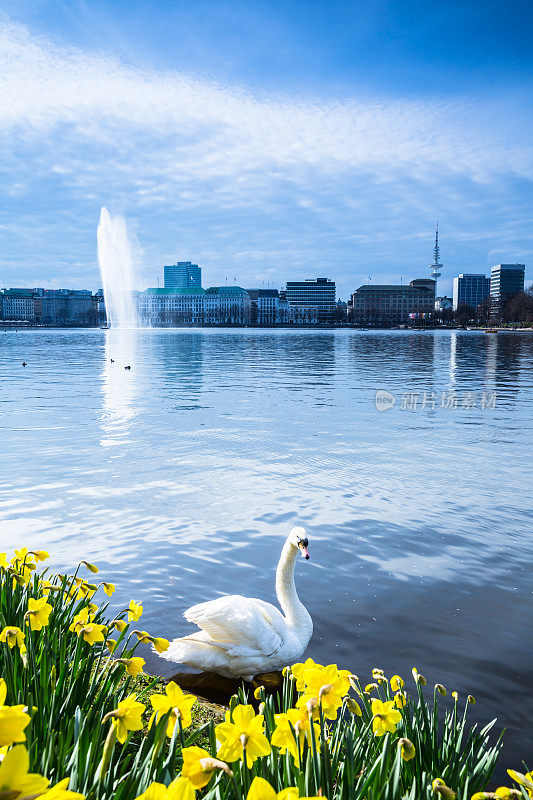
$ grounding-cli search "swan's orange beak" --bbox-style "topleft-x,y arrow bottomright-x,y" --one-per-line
299,543 -> 310,560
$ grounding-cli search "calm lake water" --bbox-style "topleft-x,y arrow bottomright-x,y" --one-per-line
1,328 -> 532,774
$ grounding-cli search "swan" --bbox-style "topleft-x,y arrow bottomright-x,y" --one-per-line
159,527 -> 313,681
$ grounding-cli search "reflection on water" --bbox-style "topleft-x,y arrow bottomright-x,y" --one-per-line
0,328 -> 532,778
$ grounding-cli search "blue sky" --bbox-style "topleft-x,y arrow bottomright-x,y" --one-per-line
0,0 -> 532,298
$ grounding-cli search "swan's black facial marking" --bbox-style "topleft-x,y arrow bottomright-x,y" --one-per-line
298,538 -> 310,559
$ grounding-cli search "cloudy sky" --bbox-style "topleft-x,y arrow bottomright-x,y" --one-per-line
0,0 -> 531,298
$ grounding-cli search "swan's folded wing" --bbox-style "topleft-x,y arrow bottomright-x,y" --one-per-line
184,595 -> 284,658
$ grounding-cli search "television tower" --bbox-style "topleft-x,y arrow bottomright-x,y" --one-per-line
429,222 -> 443,281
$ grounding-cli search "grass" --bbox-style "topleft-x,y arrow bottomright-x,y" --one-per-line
0,549 -> 529,800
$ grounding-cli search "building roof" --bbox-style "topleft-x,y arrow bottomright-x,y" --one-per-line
141,287 -> 206,296
206,286 -> 248,295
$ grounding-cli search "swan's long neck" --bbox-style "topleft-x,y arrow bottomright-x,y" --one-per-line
275,539 -> 312,636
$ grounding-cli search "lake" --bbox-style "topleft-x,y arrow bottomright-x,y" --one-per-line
1,327 -> 532,776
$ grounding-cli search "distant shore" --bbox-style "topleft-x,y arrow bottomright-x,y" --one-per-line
2,321 -> 533,332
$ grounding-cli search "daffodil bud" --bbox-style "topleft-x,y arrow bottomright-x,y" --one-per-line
348,674 -> 360,690
306,698 -> 318,715
364,682 -> 378,693
495,788 -> 521,800
239,733 -> 249,747
258,702 -> 265,715
282,666 -> 291,677
229,694 -> 239,713
253,685 -> 264,700
435,684 -> 447,696
50,665 -> 57,689
398,737 -> 415,761
452,691 -> 458,701
82,561 -> 99,573
467,695 -> 476,705
346,698 -> 362,716
390,675 -> 404,692
106,639 -> 117,653
319,683 -> 333,699
432,779 -> 457,800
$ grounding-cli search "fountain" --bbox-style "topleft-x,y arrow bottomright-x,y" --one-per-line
97,207 -> 140,328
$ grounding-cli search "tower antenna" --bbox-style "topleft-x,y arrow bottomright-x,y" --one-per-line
429,221 -> 442,282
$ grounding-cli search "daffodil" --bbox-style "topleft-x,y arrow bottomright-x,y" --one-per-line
106,639 -> 117,653
0,678 -> 31,747
36,777 -> 86,799
134,776 -> 195,800
271,707 -> 320,763
435,684 -> 447,696
0,553 -> 7,568
246,777 -> 321,800
0,626 -> 26,650
346,698 -> 362,716
78,623 -> 106,645
102,582 -> 115,596
216,704 -> 271,767
390,675 -> 404,692
81,560 -> 99,573
394,692 -> 407,708
118,657 -> 145,677
398,737 -> 415,761
0,745 -> 49,797
507,771 -> 533,799
127,600 -> 143,621
364,683 -> 378,693
69,607 -> 93,634
150,681 -> 196,736
290,658 -> 322,691
296,664 -> 351,720
371,698 -> 401,736
30,550 -> 49,562
412,667 -> 427,685
25,597 -> 53,631
181,745 -> 232,788
151,636 -> 169,653
104,694 -> 145,743
432,779 -> 457,800
110,618 -> 128,632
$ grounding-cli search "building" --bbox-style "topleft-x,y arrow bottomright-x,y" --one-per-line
138,287 -> 206,325
429,223 -> 443,285
246,289 -> 289,324
204,287 -> 251,324
435,296 -> 453,312
164,262 -> 202,289
490,264 -> 525,320
452,274 -> 490,311
349,279 -> 436,325
0,289 -> 35,321
285,278 -> 336,322
138,285 -> 251,325
37,289 -> 96,325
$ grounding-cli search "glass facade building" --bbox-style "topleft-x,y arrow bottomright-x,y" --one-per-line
164,262 -> 202,289
285,278 -> 336,322
452,274 -> 490,311
490,264 -> 525,319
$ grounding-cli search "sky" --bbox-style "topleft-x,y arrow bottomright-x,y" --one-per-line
0,0 -> 532,298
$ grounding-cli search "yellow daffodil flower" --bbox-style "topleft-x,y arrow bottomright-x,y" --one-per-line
507,771 -> 533,798
432,779 -> 457,800
0,745 -> 49,797
296,664 -> 351,720
364,683 -> 378,693
102,582 -> 115,597
0,553 -> 7,568
150,682 -> 197,736
69,607 -> 93,634
394,692 -> 407,708
134,776 -> 195,800
106,639 -> 118,653
35,777 -> 86,799
81,561 -> 99,573
290,658 -> 322,691
151,636 -> 170,653
371,698 -> 401,736
181,745 -> 232,788
29,550 -> 49,562
110,619 -> 128,632
78,624 -> 106,645
271,708 -> 320,763
346,698 -> 362,716
25,597 -> 53,631
77,582 -> 97,599
215,704 -> 271,767
0,626 -> 26,650
118,657 -> 145,677
246,777 -> 321,800
127,600 -> 143,621
390,675 -> 404,692
398,737 -> 415,761
0,678 -> 31,747
134,630 -> 151,643
104,694 -> 145,743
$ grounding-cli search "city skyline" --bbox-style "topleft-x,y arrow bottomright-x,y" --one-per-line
0,1 -> 532,297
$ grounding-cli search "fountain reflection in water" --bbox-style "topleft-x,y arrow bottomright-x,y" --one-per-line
97,207 -> 140,328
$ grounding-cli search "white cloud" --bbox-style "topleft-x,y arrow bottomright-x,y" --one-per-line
0,18 -> 531,293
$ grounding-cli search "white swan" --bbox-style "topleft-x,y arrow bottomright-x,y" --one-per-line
159,527 -> 313,681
